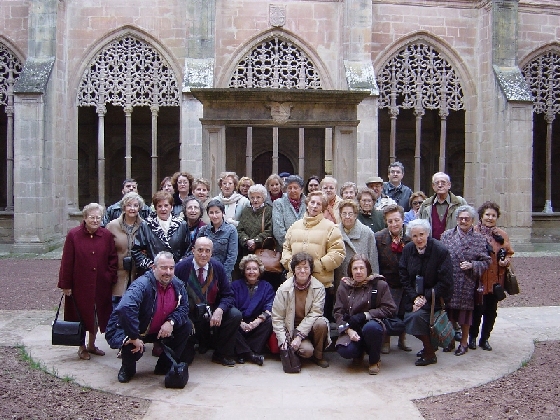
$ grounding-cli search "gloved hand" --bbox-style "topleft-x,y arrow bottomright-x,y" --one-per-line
348,312 -> 367,331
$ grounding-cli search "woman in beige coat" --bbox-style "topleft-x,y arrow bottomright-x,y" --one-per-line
281,191 -> 345,321
272,252 -> 331,369
106,192 -> 145,308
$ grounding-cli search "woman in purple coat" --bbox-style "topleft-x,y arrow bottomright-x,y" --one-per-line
232,255 -> 275,365
58,203 -> 118,360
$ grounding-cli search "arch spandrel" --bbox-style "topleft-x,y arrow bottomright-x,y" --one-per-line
0,42 -> 23,106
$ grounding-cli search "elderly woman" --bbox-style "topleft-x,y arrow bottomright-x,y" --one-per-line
232,255 -> 275,365
237,184 -> 273,257
404,191 -> 427,226
440,205 -> 491,356
272,252 -> 331,369
197,199 -> 238,281
400,219 -> 453,366
213,172 -> 250,227
334,199 -> 379,290
106,192 -> 145,308
192,177 -> 211,225
171,171 -> 194,218
470,201 -> 514,351
357,187 -> 385,233
265,173 -> 284,205
132,191 -> 190,271
159,176 -> 174,194
272,175 -> 306,249
340,182 -> 358,201
305,175 -> 320,195
237,176 -> 255,198
321,176 -> 342,223
282,191 -> 345,322
58,203 -> 118,360
334,255 -> 397,375
375,204 -> 412,353
183,196 -> 206,254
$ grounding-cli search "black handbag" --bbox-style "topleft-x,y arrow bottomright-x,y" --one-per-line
162,343 -> 189,389
371,279 -> 406,336
504,266 -> 520,295
279,334 -> 301,373
52,294 -> 86,346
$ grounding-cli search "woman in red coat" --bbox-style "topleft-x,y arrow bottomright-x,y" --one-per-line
58,203 -> 118,360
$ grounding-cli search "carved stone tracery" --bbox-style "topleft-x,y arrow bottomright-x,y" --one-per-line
0,43 -> 22,108
377,43 -> 465,112
77,36 -> 180,108
229,37 -> 322,89
522,51 -> 560,118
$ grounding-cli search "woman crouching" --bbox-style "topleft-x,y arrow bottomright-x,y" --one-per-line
334,254 -> 397,375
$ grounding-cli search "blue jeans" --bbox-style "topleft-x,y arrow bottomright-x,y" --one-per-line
336,320 -> 384,364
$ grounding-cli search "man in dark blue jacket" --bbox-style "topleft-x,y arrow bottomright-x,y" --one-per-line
174,237 -> 242,367
108,251 -> 191,383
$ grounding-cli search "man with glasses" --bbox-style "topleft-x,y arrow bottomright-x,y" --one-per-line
417,172 -> 467,240
102,178 -> 151,226
382,162 -> 412,212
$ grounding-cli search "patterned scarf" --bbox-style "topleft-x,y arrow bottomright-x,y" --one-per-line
294,276 -> 311,291
289,197 -> 301,213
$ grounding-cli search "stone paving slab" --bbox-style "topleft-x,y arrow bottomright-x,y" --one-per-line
3,306 -> 557,419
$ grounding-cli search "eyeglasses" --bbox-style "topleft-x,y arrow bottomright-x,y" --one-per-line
341,212 -> 355,218
458,217 -> 472,221
177,181 -> 189,185
87,216 -> 101,221
412,201 -> 423,206
322,186 -> 335,190
360,199 -> 373,203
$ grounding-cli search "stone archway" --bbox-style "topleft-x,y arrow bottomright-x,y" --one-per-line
252,152 -> 295,185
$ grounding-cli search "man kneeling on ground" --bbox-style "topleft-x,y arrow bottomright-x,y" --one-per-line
107,251 -> 191,383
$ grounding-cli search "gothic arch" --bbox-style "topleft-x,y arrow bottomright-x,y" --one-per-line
218,29 -> 334,90
373,31 -> 475,101
0,40 -> 23,106
72,26 -> 182,107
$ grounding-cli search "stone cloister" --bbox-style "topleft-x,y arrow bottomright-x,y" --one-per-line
0,0 -> 559,252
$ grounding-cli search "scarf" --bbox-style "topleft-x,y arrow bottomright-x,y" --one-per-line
289,197 -> 301,213
343,275 -> 373,288
220,191 -> 244,206
269,192 -> 283,202
294,276 -> 311,291
477,221 -> 495,241
157,216 -> 171,236
390,230 -> 404,253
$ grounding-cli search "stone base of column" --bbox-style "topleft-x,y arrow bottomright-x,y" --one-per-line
12,237 -> 64,255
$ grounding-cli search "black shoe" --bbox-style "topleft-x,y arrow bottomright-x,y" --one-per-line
454,331 -> 462,341
236,356 -> 245,364
198,344 -> 209,355
417,348 -> 438,357
154,360 -> 171,375
479,340 -> 492,351
454,344 -> 468,356
415,355 -> 437,366
118,366 -> 135,383
249,353 -> 264,366
212,353 -> 236,367
468,337 -> 477,350
442,340 -> 455,353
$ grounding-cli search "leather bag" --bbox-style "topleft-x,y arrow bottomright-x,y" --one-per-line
255,237 -> 283,274
429,290 -> 454,349
52,294 -> 86,347
279,334 -> 301,373
162,343 -> 189,389
370,280 -> 405,336
504,265 -> 520,295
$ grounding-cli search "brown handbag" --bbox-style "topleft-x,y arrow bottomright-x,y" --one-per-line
253,210 -> 283,273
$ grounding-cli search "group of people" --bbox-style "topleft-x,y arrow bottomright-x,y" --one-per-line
57,163 -> 514,384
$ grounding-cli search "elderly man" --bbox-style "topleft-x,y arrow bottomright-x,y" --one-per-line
174,237 -> 242,366
108,251 -> 191,384
102,178 -> 151,226
382,162 -> 412,212
418,172 -> 467,240
366,176 -> 396,211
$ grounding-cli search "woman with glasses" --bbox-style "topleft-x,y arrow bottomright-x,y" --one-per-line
58,203 -> 118,360
357,187 -> 385,233
321,176 -> 343,223
334,199 -> 379,292
237,184 -> 273,258
404,191 -> 427,226
171,171 -> 194,218
440,205 -> 491,356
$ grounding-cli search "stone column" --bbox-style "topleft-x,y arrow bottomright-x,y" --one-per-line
333,126 -> 357,184
202,124 -> 226,197
413,106 -> 424,192
150,105 -> 159,195
298,127 -> 305,178
96,104 -> 107,206
324,128 -> 333,176
543,112 -> 554,213
439,108 -> 448,173
5,72 -> 15,211
356,96 -> 378,185
124,104 -> 133,179
180,93 -> 204,175
246,127 -> 253,178
272,127 -> 279,174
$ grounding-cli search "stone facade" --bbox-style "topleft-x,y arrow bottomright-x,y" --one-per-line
0,0 -> 559,252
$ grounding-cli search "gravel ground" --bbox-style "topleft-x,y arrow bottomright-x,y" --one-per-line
0,255 -> 558,419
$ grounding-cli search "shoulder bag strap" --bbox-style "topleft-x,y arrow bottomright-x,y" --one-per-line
261,209 -> 265,233
370,279 -> 379,310
429,289 -> 436,326
161,342 -> 179,366
54,294 -> 64,323
55,294 -> 84,323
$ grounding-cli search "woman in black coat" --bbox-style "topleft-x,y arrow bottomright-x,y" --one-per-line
132,191 -> 190,272
399,218 -> 453,366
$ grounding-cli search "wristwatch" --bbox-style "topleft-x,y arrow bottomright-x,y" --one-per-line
168,319 -> 175,326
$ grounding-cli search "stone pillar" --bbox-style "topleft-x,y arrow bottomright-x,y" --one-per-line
356,96 -> 378,185
5,72 -> 14,211
272,127 -> 279,174
202,125 -> 226,197
298,128 -> 305,178
12,0 -> 58,253
246,127 -> 253,178
124,105 -> 133,179
324,128 -> 333,176
96,104 -> 107,206
333,126 -> 357,184
150,105 -> 159,195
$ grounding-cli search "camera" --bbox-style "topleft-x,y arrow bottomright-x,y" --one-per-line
195,303 -> 212,321
497,248 -> 507,261
122,256 -> 133,272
